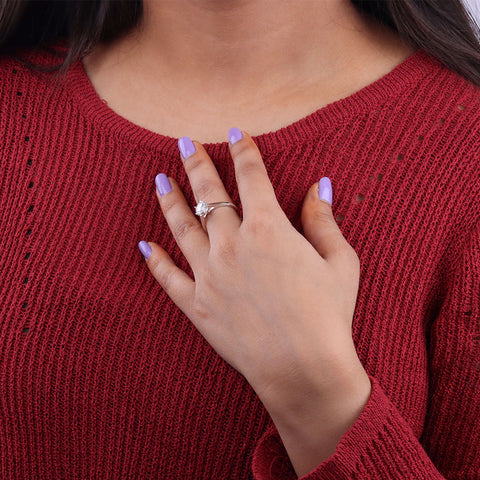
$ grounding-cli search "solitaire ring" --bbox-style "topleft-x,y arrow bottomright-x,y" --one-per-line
194,200 -> 238,219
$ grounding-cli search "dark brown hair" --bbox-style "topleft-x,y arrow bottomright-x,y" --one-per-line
1,0 -> 480,85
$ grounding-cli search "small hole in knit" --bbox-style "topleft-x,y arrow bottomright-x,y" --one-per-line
377,174 -> 383,181
458,105 -> 466,110
25,252 -> 31,259
438,118 -> 445,124
25,136 -> 29,142
22,114 -> 26,119
27,159 -> 32,166
26,229 -> 32,235
397,154 -> 404,161
13,69 -> 18,74
22,302 -> 28,310
28,182 -> 33,188
22,327 -> 29,333
418,135 -> 424,141
23,277 -> 28,284
17,91 -> 22,97
336,214 -> 345,223
356,193 -> 365,202
27,205 -> 33,212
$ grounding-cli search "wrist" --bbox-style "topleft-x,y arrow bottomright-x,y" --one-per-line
268,369 -> 372,477
255,340 -> 369,420
264,358 -> 371,430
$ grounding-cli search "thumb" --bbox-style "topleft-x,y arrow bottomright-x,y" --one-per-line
301,177 -> 351,261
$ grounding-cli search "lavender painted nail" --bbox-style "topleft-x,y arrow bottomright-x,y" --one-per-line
228,127 -> 243,145
318,177 -> 332,206
178,136 -> 196,160
138,240 -> 152,260
155,173 -> 172,196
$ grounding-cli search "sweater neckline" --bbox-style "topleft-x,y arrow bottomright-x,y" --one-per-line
65,48 -> 439,156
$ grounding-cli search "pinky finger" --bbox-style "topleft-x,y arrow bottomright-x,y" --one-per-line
139,241 -> 195,316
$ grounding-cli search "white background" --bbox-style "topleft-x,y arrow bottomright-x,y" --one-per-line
462,0 -> 480,25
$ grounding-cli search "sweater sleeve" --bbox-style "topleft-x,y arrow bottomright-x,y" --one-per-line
251,223 -> 480,480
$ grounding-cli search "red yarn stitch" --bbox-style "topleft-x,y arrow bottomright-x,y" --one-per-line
0,44 -> 479,479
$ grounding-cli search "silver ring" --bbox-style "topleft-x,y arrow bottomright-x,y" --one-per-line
194,200 -> 238,219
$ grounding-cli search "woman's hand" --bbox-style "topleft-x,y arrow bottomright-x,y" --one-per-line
139,128 -> 368,413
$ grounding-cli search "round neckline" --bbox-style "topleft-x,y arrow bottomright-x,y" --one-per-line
65,47 -> 440,157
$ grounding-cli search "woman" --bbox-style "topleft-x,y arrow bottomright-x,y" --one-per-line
0,0 -> 479,478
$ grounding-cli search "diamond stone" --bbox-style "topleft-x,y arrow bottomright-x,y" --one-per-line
195,200 -> 210,217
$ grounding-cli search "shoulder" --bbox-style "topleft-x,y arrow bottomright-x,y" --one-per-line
432,60 -> 480,223
385,52 -> 480,231
430,61 -> 480,174
0,41 -> 74,170
401,51 -> 480,170
431,60 -> 480,181
407,50 -> 480,137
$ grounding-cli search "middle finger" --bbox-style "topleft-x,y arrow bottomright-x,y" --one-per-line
178,136 -> 242,236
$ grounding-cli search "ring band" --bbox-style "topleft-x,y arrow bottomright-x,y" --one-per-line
194,200 -> 238,219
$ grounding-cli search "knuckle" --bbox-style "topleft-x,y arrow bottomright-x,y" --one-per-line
160,191 -> 178,215
153,260 -> 175,292
232,143 -> 260,175
337,244 -> 360,267
195,179 -> 217,201
230,139 -> 252,159
347,248 -> 361,269
173,217 -> 201,243
192,298 -> 210,321
310,208 -> 331,227
236,156 -> 261,178
184,151 -> 204,174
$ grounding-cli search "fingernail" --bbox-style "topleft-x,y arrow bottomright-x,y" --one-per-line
318,177 -> 332,206
228,127 -> 243,145
155,173 -> 172,196
138,240 -> 152,260
178,136 -> 196,160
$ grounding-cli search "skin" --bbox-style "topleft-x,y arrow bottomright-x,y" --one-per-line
82,0 -> 416,143
84,0 -> 416,476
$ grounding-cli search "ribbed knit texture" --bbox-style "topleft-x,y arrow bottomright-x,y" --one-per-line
1,43 -> 479,479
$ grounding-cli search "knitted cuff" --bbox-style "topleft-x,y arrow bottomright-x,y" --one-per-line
251,374 -> 443,480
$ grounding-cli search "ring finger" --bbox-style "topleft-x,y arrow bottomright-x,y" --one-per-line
178,136 -> 241,237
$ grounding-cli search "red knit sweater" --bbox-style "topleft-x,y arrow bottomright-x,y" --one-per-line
0,43 -> 479,480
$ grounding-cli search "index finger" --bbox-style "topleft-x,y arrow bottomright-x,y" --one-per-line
227,128 -> 281,218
